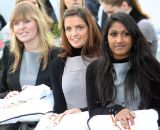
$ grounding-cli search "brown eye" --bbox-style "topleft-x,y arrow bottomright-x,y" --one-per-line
65,27 -> 71,32
110,32 -> 117,36
123,32 -> 130,36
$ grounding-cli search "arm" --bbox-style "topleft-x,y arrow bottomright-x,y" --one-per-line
86,61 -> 124,117
149,81 -> 160,126
0,45 -> 11,98
50,57 -> 67,113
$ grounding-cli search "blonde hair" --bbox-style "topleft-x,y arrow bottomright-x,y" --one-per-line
15,0 -> 53,29
10,1 -> 54,73
59,0 -> 85,30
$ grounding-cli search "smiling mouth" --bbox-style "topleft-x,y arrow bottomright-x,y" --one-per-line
72,3 -> 79,5
115,45 -> 126,49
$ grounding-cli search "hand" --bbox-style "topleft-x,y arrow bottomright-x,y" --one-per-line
114,108 -> 136,129
51,108 -> 82,124
4,91 -> 20,99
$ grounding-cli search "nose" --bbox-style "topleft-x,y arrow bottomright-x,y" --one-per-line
71,28 -> 78,37
18,22 -> 25,30
116,35 -> 123,43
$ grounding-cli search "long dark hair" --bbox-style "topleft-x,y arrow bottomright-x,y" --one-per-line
96,12 -> 160,108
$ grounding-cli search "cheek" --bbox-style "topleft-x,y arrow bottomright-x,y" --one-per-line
80,0 -> 83,5
13,28 -> 18,34
13,25 -> 19,33
65,33 -> 70,41
83,30 -> 88,40
30,24 -> 38,34
84,33 -> 88,40
107,37 -> 113,47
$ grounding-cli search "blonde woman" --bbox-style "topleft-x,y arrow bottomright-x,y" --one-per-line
0,1 -> 59,130
15,0 -> 53,29
0,0 -> 53,43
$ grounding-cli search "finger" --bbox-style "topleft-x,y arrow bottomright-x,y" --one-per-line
130,111 -> 136,118
5,91 -> 19,99
48,113 -> 58,120
126,114 -> 135,126
120,119 -> 130,129
54,113 -> 66,123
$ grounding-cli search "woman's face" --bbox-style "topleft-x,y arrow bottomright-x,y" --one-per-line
107,21 -> 133,59
13,16 -> 39,45
101,1 -> 129,17
64,15 -> 88,48
64,0 -> 83,8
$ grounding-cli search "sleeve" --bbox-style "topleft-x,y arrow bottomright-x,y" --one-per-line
0,45 -> 11,98
49,47 -> 61,60
50,57 -> 67,113
138,20 -> 158,56
150,81 -> 160,126
86,61 -> 124,117
86,61 -> 103,117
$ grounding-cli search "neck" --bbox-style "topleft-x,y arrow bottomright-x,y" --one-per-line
126,6 -> 132,14
71,46 -> 82,57
23,37 -> 41,52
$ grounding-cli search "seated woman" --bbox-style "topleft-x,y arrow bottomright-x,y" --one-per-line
86,12 -> 160,129
0,1 -> 59,130
99,0 -> 158,56
35,5 -> 101,130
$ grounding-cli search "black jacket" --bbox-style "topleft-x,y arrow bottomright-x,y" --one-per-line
0,45 -> 60,98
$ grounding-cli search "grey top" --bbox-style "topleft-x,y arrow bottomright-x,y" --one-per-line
20,51 -> 41,88
137,19 -> 158,56
113,62 -> 141,110
62,56 -> 92,109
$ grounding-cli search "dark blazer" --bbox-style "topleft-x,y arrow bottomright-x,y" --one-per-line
0,45 -> 60,98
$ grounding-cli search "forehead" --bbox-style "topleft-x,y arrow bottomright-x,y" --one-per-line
64,0 -> 83,7
109,21 -> 127,31
102,3 -> 121,14
64,15 -> 86,26
26,0 -> 37,3
13,14 -> 33,22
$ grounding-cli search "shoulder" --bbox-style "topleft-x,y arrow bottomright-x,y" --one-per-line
86,60 -> 98,74
137,19 -> 156,32
2,45 -> 11,59
50,46 -> 61,55
49,46 -> 61,59
137,19 -> 157,43
51,56 -> 65,70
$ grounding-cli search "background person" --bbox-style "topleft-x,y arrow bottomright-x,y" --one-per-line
59,0 -> 84,31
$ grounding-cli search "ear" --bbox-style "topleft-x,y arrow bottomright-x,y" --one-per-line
121,1 -> 130,10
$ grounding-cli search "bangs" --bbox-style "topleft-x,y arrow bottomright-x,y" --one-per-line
13,7 -> 33,22
10,2 -> 37,23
